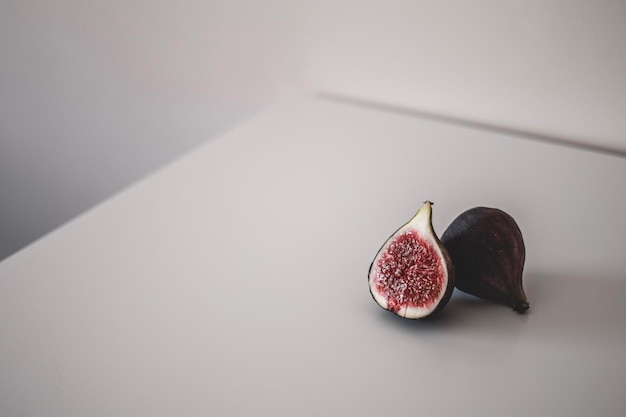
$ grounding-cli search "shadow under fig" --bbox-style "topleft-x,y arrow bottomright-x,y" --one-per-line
373,271 -> 626,340
375,291 -> 528,335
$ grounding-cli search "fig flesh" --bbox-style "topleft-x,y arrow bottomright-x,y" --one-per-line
441,207 -> 529,313
368,201 -> 455,319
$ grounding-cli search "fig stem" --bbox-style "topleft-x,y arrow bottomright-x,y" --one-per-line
513,300 -> 530,314
410,201 -> 433,228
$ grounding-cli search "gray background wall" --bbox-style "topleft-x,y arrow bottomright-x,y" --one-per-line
1,0 -> 625,261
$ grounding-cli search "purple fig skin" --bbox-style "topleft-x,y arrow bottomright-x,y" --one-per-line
441,207 -> 529,313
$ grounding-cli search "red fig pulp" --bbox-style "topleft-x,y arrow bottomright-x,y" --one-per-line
368,201 -> 455,319
441,207 -> 529,313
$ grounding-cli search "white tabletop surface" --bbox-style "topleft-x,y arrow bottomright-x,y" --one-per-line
1,95 -> 625,416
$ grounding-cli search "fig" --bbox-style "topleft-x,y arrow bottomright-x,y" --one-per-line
441,207 -> 529,313
368,201 -> 455,319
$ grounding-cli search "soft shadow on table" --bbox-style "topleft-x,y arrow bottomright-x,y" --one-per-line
373,271 -> 626,340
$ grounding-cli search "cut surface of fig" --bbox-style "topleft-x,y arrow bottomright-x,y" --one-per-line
368,201 -> 455,319
441,206 -> 529,313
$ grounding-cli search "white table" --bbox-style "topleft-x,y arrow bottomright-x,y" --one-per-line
1,95 -> 625,416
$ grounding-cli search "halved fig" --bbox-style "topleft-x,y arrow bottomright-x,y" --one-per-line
368,201 -> 455,319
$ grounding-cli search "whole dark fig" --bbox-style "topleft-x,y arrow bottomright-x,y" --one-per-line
441,207 -> 529,313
